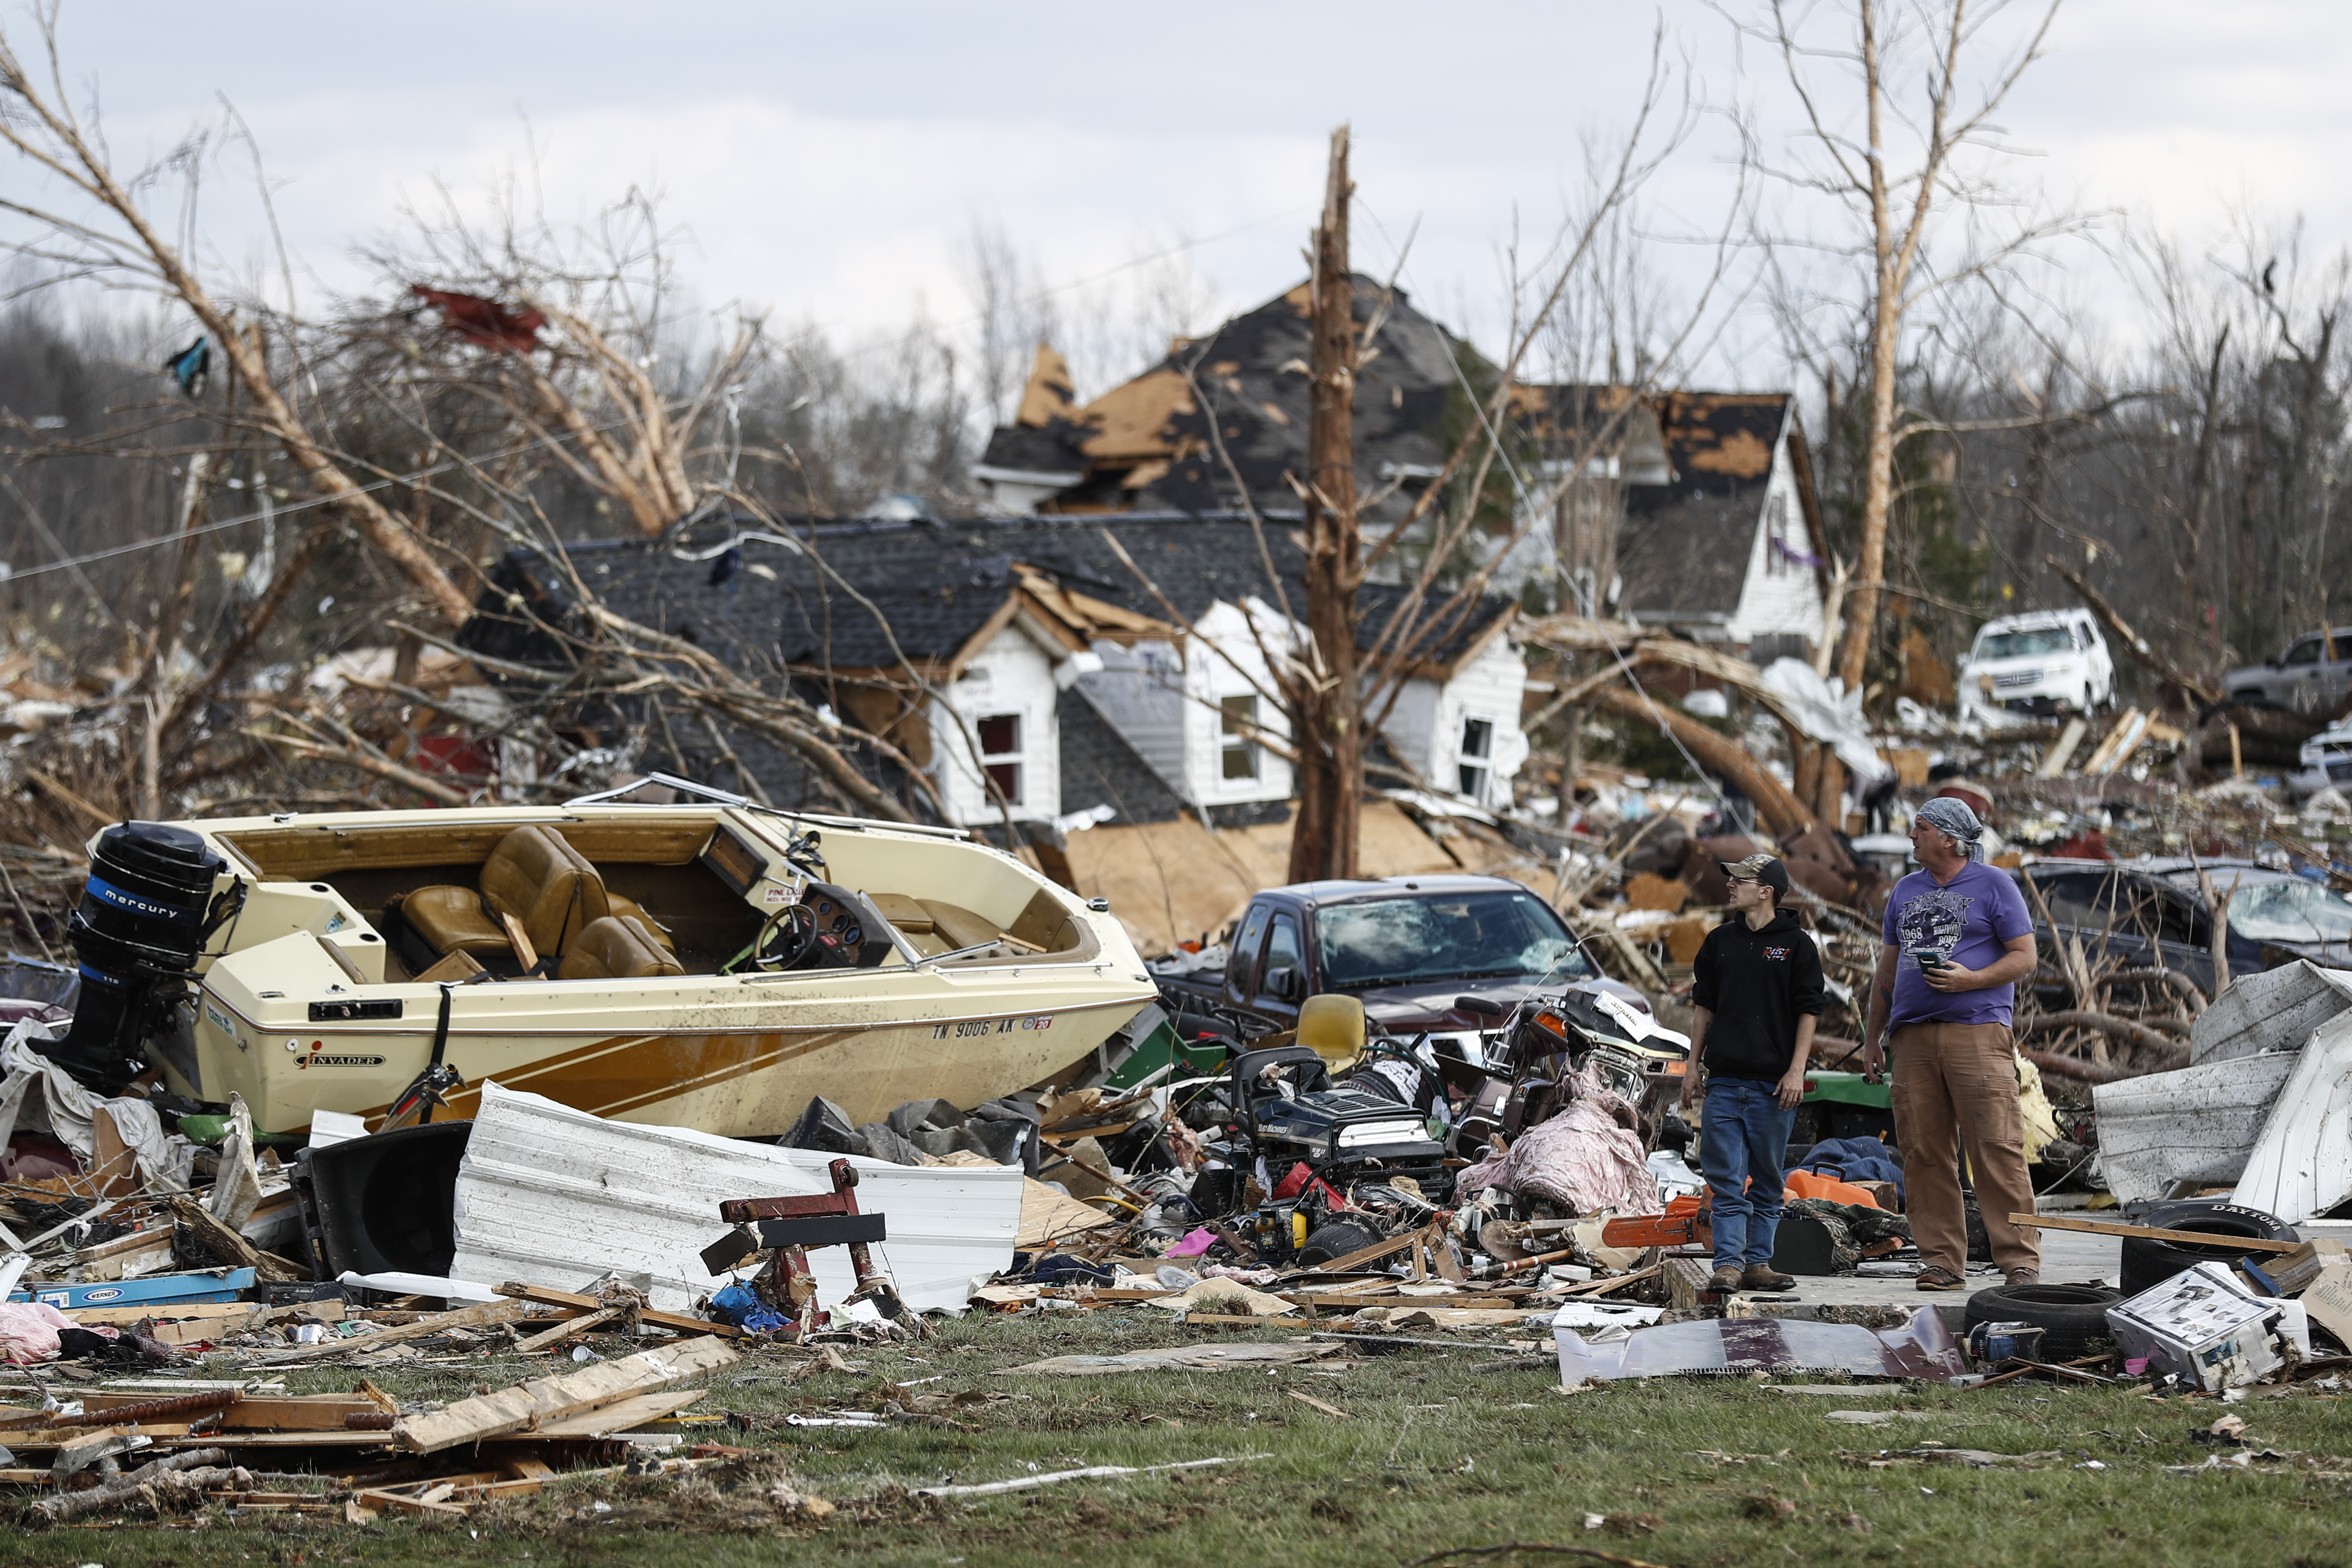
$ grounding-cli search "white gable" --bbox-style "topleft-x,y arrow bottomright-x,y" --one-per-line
1723,426 -> 1826,646
928,623 -> 1062,825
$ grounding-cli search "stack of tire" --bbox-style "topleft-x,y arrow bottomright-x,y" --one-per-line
1962,1200 -> 2299,1363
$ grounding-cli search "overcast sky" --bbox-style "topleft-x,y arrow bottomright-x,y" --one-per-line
36,1 -> 2352,392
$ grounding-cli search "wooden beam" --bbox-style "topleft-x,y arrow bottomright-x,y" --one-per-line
2009,1213 -> 2300,1253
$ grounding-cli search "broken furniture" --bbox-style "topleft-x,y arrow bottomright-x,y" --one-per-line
699,1156 -> 901,1328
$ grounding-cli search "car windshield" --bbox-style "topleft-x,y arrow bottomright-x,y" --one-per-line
1316,890 -> 1587,989
2209,874 -> 2352,945
1975,627 -> 2074,660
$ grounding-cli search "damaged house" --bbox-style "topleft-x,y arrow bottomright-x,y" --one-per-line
462,516 -> 1530,838
970,277 -> 1828,662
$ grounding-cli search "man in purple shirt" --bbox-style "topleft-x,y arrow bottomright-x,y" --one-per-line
1859,797 -> 2042,1291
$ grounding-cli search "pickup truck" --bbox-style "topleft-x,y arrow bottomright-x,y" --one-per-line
1151,873 -> 1647,1072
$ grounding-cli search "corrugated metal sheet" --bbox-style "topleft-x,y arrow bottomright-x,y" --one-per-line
448,1081 -> 1021,1315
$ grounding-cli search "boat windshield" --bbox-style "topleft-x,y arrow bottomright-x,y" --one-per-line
1975,626 -> 2074,660
2213,874 -> 2352,944
1316,890 -> 1587,990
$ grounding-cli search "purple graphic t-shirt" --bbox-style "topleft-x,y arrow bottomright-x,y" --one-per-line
1882,860 -> 2035,1029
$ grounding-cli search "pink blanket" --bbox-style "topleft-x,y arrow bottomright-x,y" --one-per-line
1455,1065 -> 1660,1217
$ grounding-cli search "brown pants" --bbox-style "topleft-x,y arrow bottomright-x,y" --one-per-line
1889,1021 -> 2040,1277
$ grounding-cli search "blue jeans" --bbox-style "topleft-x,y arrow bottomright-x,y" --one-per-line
1699,1076 -> 1797,1271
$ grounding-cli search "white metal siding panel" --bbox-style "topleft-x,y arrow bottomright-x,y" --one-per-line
449,1081 -> 1022,1315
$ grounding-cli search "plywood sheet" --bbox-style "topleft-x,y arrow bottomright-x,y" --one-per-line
1063,800 -> 1475,957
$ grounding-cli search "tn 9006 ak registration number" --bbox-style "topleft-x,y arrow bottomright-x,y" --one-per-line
933,1014 -> 1055,1040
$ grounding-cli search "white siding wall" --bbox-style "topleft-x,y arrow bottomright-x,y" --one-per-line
1183,599 -> 1294,808
1381,635 -> 1531,808
928,624 -> 1061,825
1723,428 -> 1826,646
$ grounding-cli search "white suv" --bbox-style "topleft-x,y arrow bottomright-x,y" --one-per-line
1957,609 -> 2115,720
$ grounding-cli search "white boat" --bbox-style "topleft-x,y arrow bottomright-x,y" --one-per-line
43,783 -> 1155,1137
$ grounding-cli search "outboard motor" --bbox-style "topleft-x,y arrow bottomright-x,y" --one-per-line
37,821 -> 228,1094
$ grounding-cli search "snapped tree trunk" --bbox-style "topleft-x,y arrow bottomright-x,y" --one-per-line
1287,126 -> 1364,884
1589,685 -> 1813,838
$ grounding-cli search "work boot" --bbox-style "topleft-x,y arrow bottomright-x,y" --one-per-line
1741,1263 -> 1795,1291
2005,1268 -> 2040,1287
1708,1264 -> 1744,1293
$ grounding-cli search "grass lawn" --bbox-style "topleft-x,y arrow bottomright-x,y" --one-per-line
7,1311 -> 2351,1568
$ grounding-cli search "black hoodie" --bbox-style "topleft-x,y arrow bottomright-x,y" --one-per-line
1690,907 -> 1825,1082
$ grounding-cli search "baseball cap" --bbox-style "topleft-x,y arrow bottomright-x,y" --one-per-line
1718,852 -> 1791,901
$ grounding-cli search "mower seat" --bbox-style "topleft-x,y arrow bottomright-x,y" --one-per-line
404,824 -> 611,960
1297,994 -> 1366,1067
557,915 -> 686,981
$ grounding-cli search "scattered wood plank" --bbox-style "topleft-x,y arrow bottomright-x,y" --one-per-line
1285,1389 -> 1351,1419
494,1282 -> 742,1339
166,1194 -> 304,1283
528,1389 -> 707,1439
512,1306 -> 625,1354
255,1298 -> 528,1364
390,1335 -> 738,1454
1305,1222 -> 1439,1276
2009,1213 -> 2301,1253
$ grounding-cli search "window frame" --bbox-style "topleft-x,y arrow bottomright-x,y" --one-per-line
1218,692 -> 1261,783
1458,714 -> 1496,800
975,711 -> 1024,807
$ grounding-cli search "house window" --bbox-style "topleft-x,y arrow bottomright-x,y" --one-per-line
1458,716 -> 1495,800
1220,693 -> 1260,781
976,712 -> 1023,806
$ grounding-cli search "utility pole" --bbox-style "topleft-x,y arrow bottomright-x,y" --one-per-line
1288,125 -> 1363,883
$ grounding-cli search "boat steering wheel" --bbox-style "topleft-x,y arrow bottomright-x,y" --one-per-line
749,903 -> 819,970
750,890 -> 867,970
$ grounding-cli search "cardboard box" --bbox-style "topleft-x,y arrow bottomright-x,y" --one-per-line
2297,1262 -> 2352,1351
2265,1238 -> 2346,1298
2107,1262 -> 2283,1391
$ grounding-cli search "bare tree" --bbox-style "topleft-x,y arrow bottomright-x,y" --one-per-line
1735,0 -> 2076,701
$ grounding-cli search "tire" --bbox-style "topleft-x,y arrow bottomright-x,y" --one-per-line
1298,1220 -> 1382,1267
2119,1201 -> 2297,1297
1963,1282 -> 2124,1363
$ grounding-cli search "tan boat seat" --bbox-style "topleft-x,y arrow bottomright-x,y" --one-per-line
918,900 -> 1002,950
557,916 -> 686,981
404,825 -> 611,959
606,892 -> 676,951
867,893 -> 934,934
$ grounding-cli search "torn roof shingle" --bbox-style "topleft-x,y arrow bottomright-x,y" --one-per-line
1616,393 -> 1798,622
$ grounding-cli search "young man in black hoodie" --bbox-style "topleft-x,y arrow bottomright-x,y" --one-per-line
1678,854 -> 1826,1293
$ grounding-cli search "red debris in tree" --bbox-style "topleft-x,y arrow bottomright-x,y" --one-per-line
410,286 -> 547,354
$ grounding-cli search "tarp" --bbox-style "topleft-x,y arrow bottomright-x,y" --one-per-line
0,1018 -> 194,1192
1759,659 -> 1895,785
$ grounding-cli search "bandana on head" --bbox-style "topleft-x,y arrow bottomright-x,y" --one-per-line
1914,796 -> 1986,862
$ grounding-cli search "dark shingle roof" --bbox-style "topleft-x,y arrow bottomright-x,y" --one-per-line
467,514 -> 1518,682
